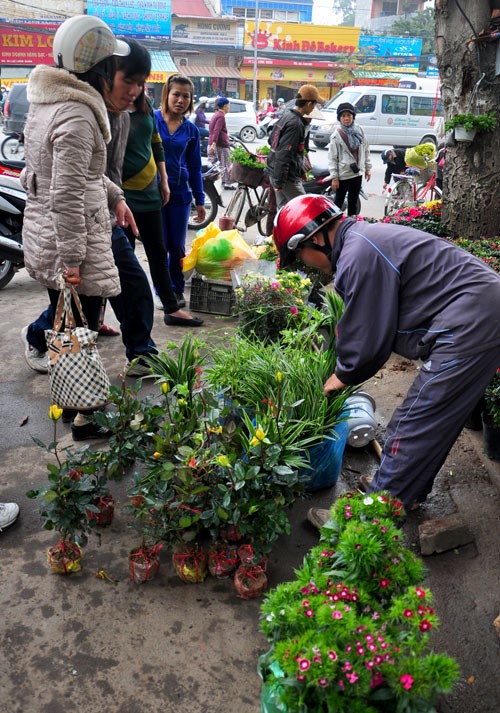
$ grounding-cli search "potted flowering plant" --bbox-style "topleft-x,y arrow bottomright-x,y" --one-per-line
259,491 -> 460,711
383,200 -> 444,237
27,405 -> 100,574
235,271 -> 312,342
482,369 -> 500,460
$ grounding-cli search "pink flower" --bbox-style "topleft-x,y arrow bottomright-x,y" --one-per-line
290,307 -> 299,315
299,659 -> 310,671
332,610 -> 343,619
297,674 -> 306,682
318,677 -> 329,687
403,609 -> 414,618
400,673 -> 414,690
313,654 -> 322,664
371,672 -> 384,688
416,587 -> 426,599
328,650 -> 338,661
419,619 -> 432,632
379,578 -> 390,589
305,609 -> 314,618
346,671 -> 358,684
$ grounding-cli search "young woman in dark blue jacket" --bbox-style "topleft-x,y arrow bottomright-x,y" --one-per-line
154,75 -> 205,306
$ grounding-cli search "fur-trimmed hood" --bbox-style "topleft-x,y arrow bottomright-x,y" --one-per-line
27,64 -> 111,143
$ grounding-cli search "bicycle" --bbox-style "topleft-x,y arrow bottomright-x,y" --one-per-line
222,136 -> 271,236
384,146 -> 444,217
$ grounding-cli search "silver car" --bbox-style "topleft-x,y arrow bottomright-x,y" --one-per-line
192,98 -> 259,143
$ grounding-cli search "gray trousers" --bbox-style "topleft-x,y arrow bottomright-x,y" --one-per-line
273,178 -> 305,209
367,346 -> 500,510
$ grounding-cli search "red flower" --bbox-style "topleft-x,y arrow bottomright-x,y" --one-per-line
379,578 -> 390,589
419,619 -> 432,632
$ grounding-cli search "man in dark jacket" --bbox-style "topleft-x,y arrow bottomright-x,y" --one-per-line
273,194 -> 500,517
381,147 -> 406,189
266,84 -> 324,209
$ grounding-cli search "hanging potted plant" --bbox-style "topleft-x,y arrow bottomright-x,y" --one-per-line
445,111 -> 497,142
482,369 -> 500,461
26,405 -> 99,574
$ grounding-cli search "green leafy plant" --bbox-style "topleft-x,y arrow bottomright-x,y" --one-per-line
259,491 -> 460,712
483,369 -> 500,428
229,144 -> 265,168
445,111 -> 497,133
235,271 -> 312,342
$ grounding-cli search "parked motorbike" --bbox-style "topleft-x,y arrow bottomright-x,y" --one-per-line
1,131 -> 25,161
187,159 -> 223,230
257,112 -> 279,138
302,164 -> 368,214
0,158 -> 25,289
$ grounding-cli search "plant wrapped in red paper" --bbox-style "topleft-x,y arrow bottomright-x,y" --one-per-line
172,541 -> 208,583
207,541 -> 239,579
128,542 -> 163,583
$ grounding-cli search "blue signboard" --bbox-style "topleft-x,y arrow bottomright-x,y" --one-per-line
87,0 -> 171,38
358,35 -> 422,70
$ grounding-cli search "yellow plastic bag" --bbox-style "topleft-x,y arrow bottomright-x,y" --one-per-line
405,143 -> 436,170
196,230 -> 257,281
183,222 -> 221,273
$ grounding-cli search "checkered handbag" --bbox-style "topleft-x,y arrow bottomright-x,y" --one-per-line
45,286 -> 110,411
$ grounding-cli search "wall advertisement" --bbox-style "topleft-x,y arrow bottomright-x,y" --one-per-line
244,21 -> 359,57
87,0 -> 172,38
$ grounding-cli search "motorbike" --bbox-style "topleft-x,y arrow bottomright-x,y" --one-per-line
0,158 -> 25,289
187,158 -> 223,231
257,112 -> 279,138
1,131 -> 25,161
302,164 -> 368,215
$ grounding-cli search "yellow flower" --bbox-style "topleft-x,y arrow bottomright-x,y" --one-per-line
152,451 -> 161,459
217,455 -> 230,467
276,371 -> 283,383
177,398 -> 187,407
255,427 -> 266,441
161,382 -> 170,395
249,437 -> 260,447
210,425 -> 223,434
48,404 -> 63,422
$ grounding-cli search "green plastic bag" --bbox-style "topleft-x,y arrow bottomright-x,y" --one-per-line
258,650 -> 288,713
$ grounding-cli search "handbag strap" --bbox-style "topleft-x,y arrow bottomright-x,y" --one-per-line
52,285 -> 89,332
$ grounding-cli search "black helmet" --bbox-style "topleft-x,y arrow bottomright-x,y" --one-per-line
336,102 -> 356,121
381,149 -> 392,164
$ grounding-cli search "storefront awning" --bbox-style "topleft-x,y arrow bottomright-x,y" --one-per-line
149,51 -> 178,73
179,64 -> 244,79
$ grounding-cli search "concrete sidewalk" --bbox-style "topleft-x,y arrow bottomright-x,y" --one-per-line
2,265 -> 500,712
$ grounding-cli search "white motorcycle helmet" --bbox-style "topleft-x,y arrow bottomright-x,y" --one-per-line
198,96 -> 208,105
53,15 -> 130,74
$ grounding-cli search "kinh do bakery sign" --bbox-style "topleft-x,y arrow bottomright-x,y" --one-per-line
244,21 -> 360,57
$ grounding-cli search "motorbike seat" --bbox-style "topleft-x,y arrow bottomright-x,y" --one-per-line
309,165 -> 330,179
0,159 -> 24,171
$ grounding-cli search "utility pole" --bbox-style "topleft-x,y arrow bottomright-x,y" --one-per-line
252,0 -> 259,109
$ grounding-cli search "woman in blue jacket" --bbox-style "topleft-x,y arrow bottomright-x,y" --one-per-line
154,75 -> 205,306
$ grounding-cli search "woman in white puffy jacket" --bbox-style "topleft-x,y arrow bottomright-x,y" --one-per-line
327,102 -> 371,217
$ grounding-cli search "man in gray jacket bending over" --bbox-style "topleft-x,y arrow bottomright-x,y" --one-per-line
273,194 -> 500,517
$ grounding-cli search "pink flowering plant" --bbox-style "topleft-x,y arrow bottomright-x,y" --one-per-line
259,491 -> 459,712
235,271 -> 312,342
382,200 -> 444,236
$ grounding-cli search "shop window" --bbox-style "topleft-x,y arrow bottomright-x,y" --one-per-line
261,9 -> 273,19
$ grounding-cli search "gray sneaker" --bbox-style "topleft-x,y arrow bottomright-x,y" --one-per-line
21,326 -> 48,373
306,507 -> 330,531
0,502 -> 19,530
125,359 -> 151,377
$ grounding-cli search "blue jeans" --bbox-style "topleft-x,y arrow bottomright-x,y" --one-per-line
27,226 -> 157,362
161,201 -> 191,295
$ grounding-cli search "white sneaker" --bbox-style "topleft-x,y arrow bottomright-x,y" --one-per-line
153,293 -> 164,310
21,326 -> 48,373
125,360 -> 151,377
0,502 -> 19,530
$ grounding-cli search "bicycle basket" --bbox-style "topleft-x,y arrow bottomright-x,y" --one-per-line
230,160 -> 265,188
417,166 -> 436,183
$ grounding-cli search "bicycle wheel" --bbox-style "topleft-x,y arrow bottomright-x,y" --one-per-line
224,187 -> 246,229
256,187 -> 272,236
416,181 -> 442,204
1,135 -> 24,161
384,180 -> 413,216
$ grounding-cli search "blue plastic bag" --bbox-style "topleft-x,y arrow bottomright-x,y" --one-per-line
300,419 -> 349,492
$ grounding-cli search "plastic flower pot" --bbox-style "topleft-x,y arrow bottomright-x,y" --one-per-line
207,542 -> 239,579
88,493 -> 115,527
47,540 -> 82,575
128,545 -> 162,584
343,391 -> 377,447
172,541 -> 208,583
234,564 -> 268,599
454,125 -> 476,142
218,215 -> 234,231
482,419 -> 500,461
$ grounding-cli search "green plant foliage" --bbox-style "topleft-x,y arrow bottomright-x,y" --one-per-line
229,144 -> 265,168
483,370 -> 500,428
445,112 -> 497,133
259,491 -> 460,712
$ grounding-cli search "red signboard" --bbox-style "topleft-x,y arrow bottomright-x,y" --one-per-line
0,24 -> 57,66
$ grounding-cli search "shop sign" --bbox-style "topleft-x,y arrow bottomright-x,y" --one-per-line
0,24 -> 56,65
244,21 -> 359,57
356,35 -> 422,72
88,0 -> 171,38
171,18 -> 239,47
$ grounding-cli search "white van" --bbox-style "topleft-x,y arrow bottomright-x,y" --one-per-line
310,85 -> 443,148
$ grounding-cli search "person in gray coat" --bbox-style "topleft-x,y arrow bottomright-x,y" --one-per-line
272,194 -> 500,517
21,15 -> 137,440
